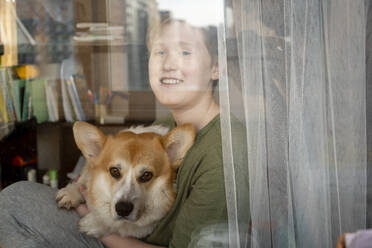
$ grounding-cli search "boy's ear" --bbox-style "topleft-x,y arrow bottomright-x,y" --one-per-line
211,63 -> 219,81
73,121 -> 106,159
161,124 -> 196,170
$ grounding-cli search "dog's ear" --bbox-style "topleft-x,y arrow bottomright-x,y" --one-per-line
161,124 -> 195,170
73,121 -> 106,159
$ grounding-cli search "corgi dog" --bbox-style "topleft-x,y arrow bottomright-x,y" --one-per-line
56,121 -> 195,238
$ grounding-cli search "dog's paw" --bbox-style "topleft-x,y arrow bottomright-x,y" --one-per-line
56,184 -> 83,209
79,213 -> 107,238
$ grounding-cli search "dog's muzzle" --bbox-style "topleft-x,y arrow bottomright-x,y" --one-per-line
115,201 -> 134,218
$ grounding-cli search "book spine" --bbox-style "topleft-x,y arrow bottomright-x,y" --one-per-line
0,69 -> 15,122
22,80 -> 30,121
0,71 -> 9,123
60,77 -> 74,122
44,82 -> 56,121
70,77 -> 86,121
66,79 -> 80,120
47,81 -> 59,121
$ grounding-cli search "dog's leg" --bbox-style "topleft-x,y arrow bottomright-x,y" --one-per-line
56,182 -> 84,209
79,212 -> 108,238
56,165 -> 90,209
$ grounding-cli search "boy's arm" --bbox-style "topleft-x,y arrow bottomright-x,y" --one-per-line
168,160 -> 228,248
100,235 -> 164,248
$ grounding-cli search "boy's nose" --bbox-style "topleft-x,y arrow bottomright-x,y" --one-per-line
163,53 -> 179,71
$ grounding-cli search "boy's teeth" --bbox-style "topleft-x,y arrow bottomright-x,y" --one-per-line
161,79 -> 181,84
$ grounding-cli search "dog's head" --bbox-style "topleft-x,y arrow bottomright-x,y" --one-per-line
73,122 -> 195,226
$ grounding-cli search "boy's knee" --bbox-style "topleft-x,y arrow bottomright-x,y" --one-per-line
0,181 -> 50,205
1,181 -> 37,195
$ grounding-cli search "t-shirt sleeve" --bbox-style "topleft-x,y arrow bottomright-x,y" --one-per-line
169,159 -> 228,248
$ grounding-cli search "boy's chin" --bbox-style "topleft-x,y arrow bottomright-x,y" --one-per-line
158,98 -> 187,109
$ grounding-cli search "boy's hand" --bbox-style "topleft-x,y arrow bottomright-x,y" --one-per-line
76,185 -> 89,217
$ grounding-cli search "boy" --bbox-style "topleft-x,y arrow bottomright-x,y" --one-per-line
0,18 -> 231,248
98,18 -> 226,247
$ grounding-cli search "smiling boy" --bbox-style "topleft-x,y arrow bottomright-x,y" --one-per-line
144,19 -> 226,247
99,18 -> 228,248
0,18 -> 230,248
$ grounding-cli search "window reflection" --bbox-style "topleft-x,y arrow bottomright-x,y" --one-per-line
0,0 -> 223,188
16,0 -> 74,64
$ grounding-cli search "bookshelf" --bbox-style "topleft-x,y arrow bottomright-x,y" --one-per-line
0,0 -> 159,189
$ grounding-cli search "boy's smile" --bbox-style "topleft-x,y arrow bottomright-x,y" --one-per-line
160,77 -> 184,86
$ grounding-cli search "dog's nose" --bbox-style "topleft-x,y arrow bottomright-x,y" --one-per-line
115,201 -> 134,218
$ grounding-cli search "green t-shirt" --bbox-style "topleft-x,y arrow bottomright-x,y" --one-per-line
145,114 -> 228,247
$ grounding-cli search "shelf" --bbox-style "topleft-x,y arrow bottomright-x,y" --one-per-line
72,38 -> 126,47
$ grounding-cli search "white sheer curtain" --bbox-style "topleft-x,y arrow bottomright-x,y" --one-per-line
219,0 -> 368,247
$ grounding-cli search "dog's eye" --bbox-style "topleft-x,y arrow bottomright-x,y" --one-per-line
109,167 -> 121,179
139,171 -> 153,183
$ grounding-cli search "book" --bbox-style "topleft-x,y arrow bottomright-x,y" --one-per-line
0,68 -> 16,123
44,79 -> 59,122
76,22 -> 108,29
0,69 -> 9,123
22,80 -> 32,121
60,60 -> 74,122
2,69 -> 26,122
31,79 -> 49,123
4,70 -> 18,121
65,77 -> 86,121
74,23 -> 124,43
9,79 -> 25,121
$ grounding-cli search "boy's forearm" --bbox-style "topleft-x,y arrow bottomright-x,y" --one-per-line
100,234 -> 165,248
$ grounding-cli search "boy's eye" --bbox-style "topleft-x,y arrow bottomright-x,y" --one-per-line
154,50 -> 165,55
182,51 -> 191,56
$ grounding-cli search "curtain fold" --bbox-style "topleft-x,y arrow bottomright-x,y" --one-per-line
219,0 -> 367,247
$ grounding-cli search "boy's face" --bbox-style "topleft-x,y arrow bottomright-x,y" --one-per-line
148,22 -> 218,110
